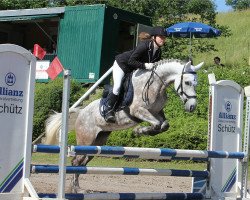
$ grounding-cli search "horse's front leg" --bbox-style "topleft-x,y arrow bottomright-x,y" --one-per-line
131,107 -> 161,136
158,110 -> 170,132
133,109 -> 169,136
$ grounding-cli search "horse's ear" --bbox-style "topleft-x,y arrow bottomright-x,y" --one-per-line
192,62 -> 204,71
184,61 -> 192,71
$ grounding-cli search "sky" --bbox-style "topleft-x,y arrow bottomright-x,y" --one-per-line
214,0 -> 233,12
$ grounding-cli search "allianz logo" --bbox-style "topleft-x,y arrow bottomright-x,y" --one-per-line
0,72 -> 24,97
218,101 -> 236,120
0,87 -> 23,97
219,112 -> 236,120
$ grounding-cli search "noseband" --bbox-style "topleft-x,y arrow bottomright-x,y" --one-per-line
176,67 -> 197,104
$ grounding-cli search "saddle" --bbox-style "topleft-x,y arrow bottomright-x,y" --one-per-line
100,73 -> 134,118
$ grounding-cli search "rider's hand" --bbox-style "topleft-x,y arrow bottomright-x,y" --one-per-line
144,63 -> 154,70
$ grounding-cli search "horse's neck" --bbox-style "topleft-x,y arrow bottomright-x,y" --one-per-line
155,61 -> 184,84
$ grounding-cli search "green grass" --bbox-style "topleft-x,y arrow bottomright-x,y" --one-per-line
32,153 -> 250,180
31,153 -> 206,171
194,9 -> 250,66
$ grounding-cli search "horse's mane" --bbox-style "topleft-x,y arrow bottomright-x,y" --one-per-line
154,59 -> 186,66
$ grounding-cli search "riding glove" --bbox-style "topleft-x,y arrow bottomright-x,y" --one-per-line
144,63 -> 154,70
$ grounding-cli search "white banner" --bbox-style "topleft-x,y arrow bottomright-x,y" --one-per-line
0,45 -> 35,196
209,80 -> 244,198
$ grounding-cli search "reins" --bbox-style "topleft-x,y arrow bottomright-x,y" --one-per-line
142,62 -> 197,105
142,64 -> 168,105
142,66 -> 155,105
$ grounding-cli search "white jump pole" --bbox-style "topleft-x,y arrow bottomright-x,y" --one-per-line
242,86 -> 250,198
70,66 -> 113,110
58,70 -> 71,200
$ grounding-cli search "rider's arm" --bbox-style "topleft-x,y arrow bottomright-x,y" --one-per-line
127,42 -> 148,70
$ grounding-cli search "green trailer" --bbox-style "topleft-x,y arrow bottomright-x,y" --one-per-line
0,5 -> 151,82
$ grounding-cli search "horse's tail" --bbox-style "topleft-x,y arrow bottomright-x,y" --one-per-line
44,107 -> 80,145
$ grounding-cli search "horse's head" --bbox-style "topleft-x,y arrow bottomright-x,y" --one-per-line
174,61 -> 204,112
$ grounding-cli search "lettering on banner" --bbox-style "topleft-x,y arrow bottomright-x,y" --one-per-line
0,72 -> 24,115
217,101 -> 237,133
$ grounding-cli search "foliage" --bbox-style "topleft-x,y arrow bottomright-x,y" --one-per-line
68,131 -> 77,145
0,0 -> 225,60
194,10 -> 250,66
33,78 -> 86,140
226,0 -> 250,10
32,65 -> 249,149
106,63 -> 249,149
8,2 -> 248,149
0,0 -> 49,9
103,0 -> 221,60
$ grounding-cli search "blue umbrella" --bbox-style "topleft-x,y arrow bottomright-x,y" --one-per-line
166,22 -> 221,58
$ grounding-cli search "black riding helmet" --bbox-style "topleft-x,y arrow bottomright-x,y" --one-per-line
150,26 -> 167,37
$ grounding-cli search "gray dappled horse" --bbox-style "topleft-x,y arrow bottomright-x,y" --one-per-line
44,59 -> 203,192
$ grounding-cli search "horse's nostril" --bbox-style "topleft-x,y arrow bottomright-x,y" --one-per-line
190,105 -> 195,112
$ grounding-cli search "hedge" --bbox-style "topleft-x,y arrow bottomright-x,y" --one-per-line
33,63 -> 249,149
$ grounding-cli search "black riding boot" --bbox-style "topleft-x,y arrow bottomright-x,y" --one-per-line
105,92 -> 118,123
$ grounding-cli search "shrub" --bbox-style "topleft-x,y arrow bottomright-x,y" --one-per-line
107,63 -> 249,149
33,63 -> 249,149
33,78 -> 86,140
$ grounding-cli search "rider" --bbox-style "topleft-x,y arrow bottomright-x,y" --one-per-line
105,26 -> 167,123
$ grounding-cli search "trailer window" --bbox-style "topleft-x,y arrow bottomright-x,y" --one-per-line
116,21 -> 136,54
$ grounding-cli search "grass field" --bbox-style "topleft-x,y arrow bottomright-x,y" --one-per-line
32,153 -> 206,170
194,9 -> 250,66
32,153 -> 250,179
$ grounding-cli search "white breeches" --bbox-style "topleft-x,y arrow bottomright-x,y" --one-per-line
112,61 -> 125,95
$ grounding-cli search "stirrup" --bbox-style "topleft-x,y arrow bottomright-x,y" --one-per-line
105,111 -> 116,123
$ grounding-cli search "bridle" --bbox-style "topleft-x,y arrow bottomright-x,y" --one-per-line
142,63 -> 197,105
175,66 -> 197,104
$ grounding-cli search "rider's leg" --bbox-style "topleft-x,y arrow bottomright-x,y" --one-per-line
105,61 -> 124,123
105,92 -> 118,122
112,61 -> 125,95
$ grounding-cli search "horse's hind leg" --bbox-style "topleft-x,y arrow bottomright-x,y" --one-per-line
71,131 -> 111,193
71,155 -> 94,193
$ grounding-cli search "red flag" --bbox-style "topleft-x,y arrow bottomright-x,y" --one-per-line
46,56 -> 64,80
33,44 -> 46,60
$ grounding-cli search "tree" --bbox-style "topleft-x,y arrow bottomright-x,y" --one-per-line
0,0 -> 229,60
226,0 -> 250,10
0,0 -> 49,10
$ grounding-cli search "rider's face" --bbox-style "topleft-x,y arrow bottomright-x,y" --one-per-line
155,35 -> 166,47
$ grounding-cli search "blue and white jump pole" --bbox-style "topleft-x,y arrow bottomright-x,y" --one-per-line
32,74 -> 250,200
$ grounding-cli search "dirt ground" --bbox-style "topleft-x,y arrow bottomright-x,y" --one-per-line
30,173 -> 192,194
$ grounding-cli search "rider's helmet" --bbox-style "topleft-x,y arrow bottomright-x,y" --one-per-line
150,26 -> 167,37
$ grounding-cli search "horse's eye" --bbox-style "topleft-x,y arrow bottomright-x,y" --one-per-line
185,81 -> 192,86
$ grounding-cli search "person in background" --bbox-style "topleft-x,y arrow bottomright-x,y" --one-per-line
52,43 -> 57,54
214,56 -> 225,67
105,26 -> 167,123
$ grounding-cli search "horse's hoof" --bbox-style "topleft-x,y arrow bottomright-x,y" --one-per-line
161,121 -> 170,132
148,131 -> 160,136
133,132 -> 140,137
133,127 -> 142,137
70,182 -> 80,193
70,186 -> 80,194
